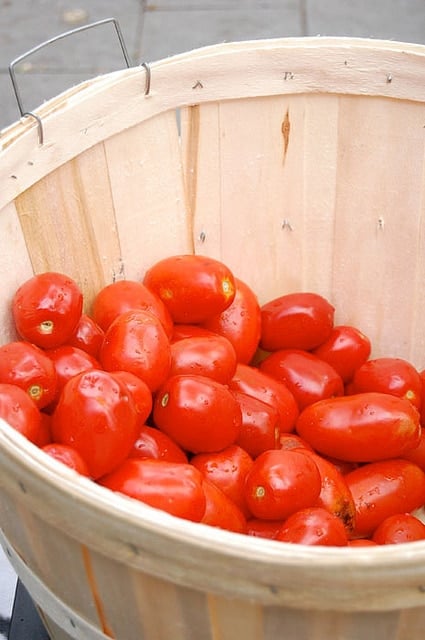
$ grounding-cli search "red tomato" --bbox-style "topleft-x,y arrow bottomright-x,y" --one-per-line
202,277 -> 262,364
372,513 -> 425,545
0,341 -> 57,409
45,345 -> 100,399
42,443 -> 91,476
349,357 -> 422,410
276,507 -> 348,546
129,424 -> 188,463
143,254 -> 236,323
345,459 -> 425,537
296,392 -> 421,462
171,324 -> 217,342
191,444 -> 254,517
260,292 -> 335,352
66,313 -> 105,359
312,325 -> 371,383
246,518 -> 284,539
402,427 -> 425,471
153,374 -> 241,453
110,371 -> 153,427
51,369 -> 139,479
12,272 -> 83,349
347,539 -> 378,547
99,309 -> 171,393
0,383 -> 43,444
38,411 -> 53,446
99,459 -> 206,522
260,349 -> 344,411
279,432 -> 313,452
244,449 -> 321,520
91,279 -> 174,337
169,335 -> 237,384
200,478 -> 247,534
233,390 -> 281,458
229,363 -> 299,433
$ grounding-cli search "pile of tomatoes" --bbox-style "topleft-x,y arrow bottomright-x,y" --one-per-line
2,253 -> 425,547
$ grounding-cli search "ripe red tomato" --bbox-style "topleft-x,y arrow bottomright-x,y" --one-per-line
51,369 -> 139,479
276,507 -> 348,546
260,292 -> 335,352
279,432 -> 313,452
169,335 -> 237,384
259,349 -> 344,411
232,390 -> 281,458
110,371 -> 153,427
45,345 -> 100,399
202,277 -> 262,364
229,363 -> 299,433
99,309 -> 171,392
312,325 -> 371,383
66,313 -> 105,359
98,458 -> 206,522
171,324 -> 217,342
129,424 -> 188,463
246,518 -> 284,540
296,392 -> 421,462
0,383 -> 43,444
42,443 -> 91,476
200,478 -> 247,534
12,272 -> 83,349
371,513 -> 425,545
143,254 -> 236,323
0,341 -> 58,409
244,449 -> 321,520
153,374 -> 241,453
402,427 -> 425,471
349,357 -> 422,410
345,458 -> 425,537
347,539 -> 378,547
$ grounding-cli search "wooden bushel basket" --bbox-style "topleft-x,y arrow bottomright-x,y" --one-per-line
2,36 -> 425,640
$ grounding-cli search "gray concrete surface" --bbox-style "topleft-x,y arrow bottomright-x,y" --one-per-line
1,0 -> 425,130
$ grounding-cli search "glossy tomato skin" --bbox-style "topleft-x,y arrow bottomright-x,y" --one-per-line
202,277 -> 262,364
312,325 -> 371,384
169,335 -> 237,384
171,324 -> 217,342
259,349 -> 344,411
276,507 -> 348,546
98,459 -> 206,522
12,272 -> 83,349
66,313 -> 105,359
45,345 -> 100,400
279,432 -> 313,452
129,424 -> 188,463
371,513 -> 425,544
233,390 -> 281,458
153,374 -> 241,454
0,383 -> 43,444
244,449 -> 321,520
99,309 -> 171,393
345,458 -> 425,538
260,292 -> 335,352
42,443 -> 91,476
0,341 -> 57,409
229,363 -> 299,434
143,254 -> 236,323
349,357 -> 422,410
296,392 -> 421,462
246,518 -> 285,540
200,478 -> 247,534
402,427 -> 425,471
51,369 -> 139,479
110,371 -> 153,427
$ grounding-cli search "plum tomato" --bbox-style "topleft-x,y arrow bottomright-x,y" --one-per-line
99,309 -> 171,393
246,518 -> 285,540
0,383 -> 43,445
260,292 -> 334,352
169,335 -> 237,384
279,432 -> 313,452
98,458 -> 206,522
45,345 -> 100,400
371,513 -> 425,544
51,369 -> 140,479
12,271 -> 83,349
0,341 -> 57,409
201,277 -> 262,364
153,374 -> 241,454
42,443 -> 91,476
142,254 -> 236,323
259,349 -> 344,411
171,324 -> 217,342
232,390 -> 281,458
345,458 -> 425,538
66,313 -> 105,359
296,392 -> 421,462
129,424 -> 188,463
244,449 -> 321,520
275,507 -> 348,546
402,427 -> 425,471
200,478 -> 247,534
312,325 -> 372,384
110,371 -> 153,427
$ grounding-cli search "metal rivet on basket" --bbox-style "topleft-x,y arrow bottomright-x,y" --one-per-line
192,80 -> 203,89
283,72 -> 294,81
281,219 -> 294,231
386,74 -> 393,83
198,231 -> 206,243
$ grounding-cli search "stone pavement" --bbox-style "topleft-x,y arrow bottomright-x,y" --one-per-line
1,0 -> 425,130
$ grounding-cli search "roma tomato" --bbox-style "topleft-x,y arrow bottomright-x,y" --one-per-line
244,449 -> 321,520
202,277 -> 262,364
66,313 -> 105,359
200,478 -> 247,534
169,335 -> 237,384
99,459 -> 206,522
110,371 -> 153,427
371,513 -> 425,544
99,309 -> 171,393
260,292 -> 334,352
296,392 -> 421,462
402,427 -> 425,471
0,341 -> 57,409
143,254 -> 236,323
246,518 -> 284,540
45,345 -> 100,399
229,363 -> 299,434
0,383 -> 43,445
276,507 -> 348,546
345,458 -> 425,537
42,443 -> 91,476
51,369 -> 139,479
129,424 -> 188,463
12,272 -> 83,349
279,432 -> 313,452
233,390 -> 281,458
260,349 -> 344,411
348,539 -> 378,547
171,324 -> 217,342
312,325 -> 371,383
153,374 -> 241,453
349,357 -> 422,410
